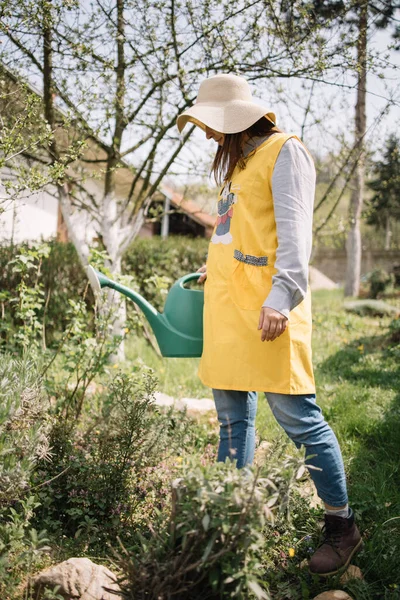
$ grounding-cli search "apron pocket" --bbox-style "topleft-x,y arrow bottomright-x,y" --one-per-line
228,250 -> 272,311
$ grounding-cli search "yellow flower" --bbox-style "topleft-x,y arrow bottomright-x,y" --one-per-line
357,344 -> 364,352
113,364 -> 119,368
125,328 -> 130,333
288,547 -> 295,558
176,457 -> 183,464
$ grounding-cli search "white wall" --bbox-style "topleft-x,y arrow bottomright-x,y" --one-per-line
0,188 -> 58,244
0,179 -> 99,246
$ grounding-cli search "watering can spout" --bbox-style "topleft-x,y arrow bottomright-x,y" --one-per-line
86,266 -> 204,358
87,265 -> 159,326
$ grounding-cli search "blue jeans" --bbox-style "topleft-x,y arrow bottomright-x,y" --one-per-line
212,389 -> 348,507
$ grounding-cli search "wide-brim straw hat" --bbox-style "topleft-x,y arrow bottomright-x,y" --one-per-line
177,74 -> 276,135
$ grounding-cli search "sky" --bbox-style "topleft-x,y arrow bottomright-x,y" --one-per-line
175,26 -> 400,189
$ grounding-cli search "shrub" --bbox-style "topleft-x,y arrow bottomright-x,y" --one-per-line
366,268 -> 394,299
0,236 -> 207,347
122,236 -> 208,311
0,241 -> 93,349
0,355 -> 53,599
0,354 -> 51,508
117,455 -> 303,600
33,370 -> 200,545
388,317 -> 400,344
0,495 -> 52,600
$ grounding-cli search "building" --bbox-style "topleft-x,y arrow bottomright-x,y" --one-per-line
0,67 -> 216,245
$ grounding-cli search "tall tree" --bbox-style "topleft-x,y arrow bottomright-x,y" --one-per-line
366,134 -> 400,250
345,0 -> 368,297
290,0 -> 399,295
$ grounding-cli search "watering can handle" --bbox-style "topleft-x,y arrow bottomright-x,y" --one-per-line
178,272 -> 202,288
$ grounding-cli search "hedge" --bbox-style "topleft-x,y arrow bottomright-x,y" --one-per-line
0,236 -> 208,346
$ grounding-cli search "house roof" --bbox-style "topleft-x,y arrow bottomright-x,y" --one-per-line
161,185 -> 216,230
1,65 -> 216,233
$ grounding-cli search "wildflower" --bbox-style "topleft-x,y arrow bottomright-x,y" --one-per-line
125,328 -> 130,333
357,344 -> 364,352
288,547 -> 295,558
113,363 -> 119,368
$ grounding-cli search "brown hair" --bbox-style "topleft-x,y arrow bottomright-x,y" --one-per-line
210,117 -> 281,185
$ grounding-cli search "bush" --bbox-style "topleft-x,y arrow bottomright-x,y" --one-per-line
0,241 -> 93,349
0,354 -> 53,599
123,236 -> 208,311
0,495 -> 52,600
33,370 -> 201,545
0,354 -> 51,508
365,268 -> 394,299
0,236 -> 208,347
117,455 -> 302,600
388,317 -> 400,344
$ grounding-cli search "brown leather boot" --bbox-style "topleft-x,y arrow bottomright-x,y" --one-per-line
309,508 -> 362,576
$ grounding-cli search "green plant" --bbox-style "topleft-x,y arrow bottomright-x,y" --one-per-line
0,354 -> 51,507
0,496 -> 51,600
123,236 -> 208,312
0,241 -> 94,349
0,237 -> 207,349
366,269 -> 394,299
117,454 -> 304,600
6,244 -> 51,351
388,317 -> 400,344
33,370 -> 200,545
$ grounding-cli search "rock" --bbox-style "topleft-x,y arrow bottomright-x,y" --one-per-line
340,565 -> 363,583
309,266 -> 338,291
254,440 -> 272,466
344,299 -> 399,317
313,592 -> 353,600
297,479 -> 323,510
31,557 -> 122,600
153,391 -> 216,414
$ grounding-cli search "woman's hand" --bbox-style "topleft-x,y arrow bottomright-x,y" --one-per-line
258,307 -> 288,342
197,264 -> 207,284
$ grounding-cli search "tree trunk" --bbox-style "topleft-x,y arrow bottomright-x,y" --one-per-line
384,214 -> 391,250
345,0 -> 368,297
106,254 -> 126,363
56,202 -> 68,242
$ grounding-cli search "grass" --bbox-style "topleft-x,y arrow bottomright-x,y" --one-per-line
125,288 -> 400,599
125,331 -> 212,399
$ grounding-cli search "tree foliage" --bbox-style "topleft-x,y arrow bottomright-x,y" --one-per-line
366,134 -> 400,233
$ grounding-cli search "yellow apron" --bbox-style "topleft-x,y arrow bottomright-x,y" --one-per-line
198,133 -> 316,394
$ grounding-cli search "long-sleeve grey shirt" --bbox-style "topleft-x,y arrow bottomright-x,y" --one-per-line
245,136 -> 315,319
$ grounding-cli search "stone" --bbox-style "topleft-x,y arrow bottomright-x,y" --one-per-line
340,565 -> 363,583
344,299 -> 398,317
309,266 -> 338,291
313,592 -> 353,600
31,557 -> 122,600
297,479 -> 323,510
153,391 -> 216,414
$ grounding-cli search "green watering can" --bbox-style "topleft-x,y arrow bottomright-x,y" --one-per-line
87,266 -> 204,358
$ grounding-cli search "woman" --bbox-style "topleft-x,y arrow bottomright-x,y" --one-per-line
177,73 -> 362,576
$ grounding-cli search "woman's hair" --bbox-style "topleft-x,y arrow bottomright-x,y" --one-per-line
210,117 -> 281,185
